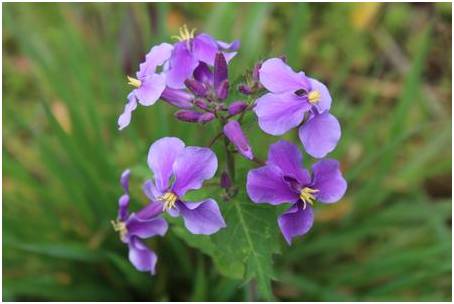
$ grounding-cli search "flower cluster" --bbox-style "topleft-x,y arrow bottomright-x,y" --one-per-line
115,26 -> 347,274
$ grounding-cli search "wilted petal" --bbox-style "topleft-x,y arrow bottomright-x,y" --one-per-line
161,87 -> 194,109
137,43 -> 173,79
311,159 -> 347,204
127,213 -> 168,239
308,77 -> 332,113
175,199 -> 226,235
135,73 -> 167,106
224,120 -> 254,160
167,41 -> 199,89
299,112 -> 341,158
278,202 -> 314,245
147,137 -> 185,192
246,165 -> 299,205
118,93 -> 138,130
259,58 -> 309,93
128,237 -> 158,274
118,194 -> 130,222
254,92 -> 310,135
172,147 -> 218,196
267,140 -> 310,185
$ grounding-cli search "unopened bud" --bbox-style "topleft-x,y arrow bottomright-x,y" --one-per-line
238,84 -> 253,95
193,98 -> 209,110
198,112 -> 215,124
220,171 -> 232,189
228,101 -> 248,116
184,79 -> 208,97
175,110 -> 202,122
216,79 -> 229,100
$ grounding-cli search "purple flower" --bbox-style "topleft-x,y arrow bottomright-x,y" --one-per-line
254,58 -> 341,158
166,26 -> 239,89
118,43 -> 174,130
112,169 -> 168,274
246,140 -> 347,245
143,137 -> 226,235
223,120 -> 254,160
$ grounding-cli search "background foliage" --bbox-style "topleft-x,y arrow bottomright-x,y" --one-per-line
3,2 -> 452,301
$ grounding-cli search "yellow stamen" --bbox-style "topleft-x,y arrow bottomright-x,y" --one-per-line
171,24 -> 196,42
308,90 -> 321,104
127,76 -> 142,88
299,187 -> 319,209
111,220 -> 128,240
159,192 -> 178,211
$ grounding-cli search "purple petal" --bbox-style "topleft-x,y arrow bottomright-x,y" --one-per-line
193,62 -> 213,85
135,202 -> 164,220
127,213 -> 168,239
299,112 -> 341,158
308,77 -> 332,113
142,179 -> 161,201
214,52 -> 228,92
137,43 -> 173,79
118,194 -> 130,222
311,159 -> 347,204
147,137 -> 185,192
135,73 -> 166,106
254,92 -> 310,135
192,33 -> 220,66
278,202 -> 314,245
118,93 -> 138,130
246,165 -> 299,205
172,146 -> 218,196
267,140 -> 310,185
175,199 -> 226,235
259,58 -> 309,93
120,169 -> 131,193
216,39 -> 240,52
167,41 -> 199,89
161,87 -> 194,109
128,237 -> 158,274
216,80 -> 229,100
184,79 -> 208,97
223,120 -> 254,160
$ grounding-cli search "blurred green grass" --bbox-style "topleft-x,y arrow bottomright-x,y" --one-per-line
3,2 -> 452,301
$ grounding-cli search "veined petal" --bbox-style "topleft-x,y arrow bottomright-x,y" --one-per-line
118,93 -> 138,130
246,165 -> 299,205
267,140 -> 310,185
175,199 -> 226,235
137,43 -> 173,79
259,58 -> 309,93
147,137 -> 185,192
128,237 -> 158,275
167,41 -> 199,89
299,112 -> 341,158
311,159 -> 347,204
135,73 -> 166,106
254,92 -> 310,135
172,146 -> 218,196
278,202 -> 314,245
308,77 -> 332,113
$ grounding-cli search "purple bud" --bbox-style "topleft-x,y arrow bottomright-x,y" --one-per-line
198,112 -> 215,124
216,79 -> 229,100
184,79 -> 208,97
193,98 -> 209,110
228,101 -> 248,116
214,52 -> 228,91
120,169 -> 131,193
238,84 -> 253,95
193,62 -> 213,84
161,87 -> 193,109
223,120 -> 254,160
175,110 -> 202,122
220,171 -> 232,189
252,62 -> 262,82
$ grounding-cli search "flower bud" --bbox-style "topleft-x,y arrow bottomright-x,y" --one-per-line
223,120 -> 254,160
184,79 -> 208,97
198,112 -> 215,124
161,88 -> 193,109
228,101 -> 248,116
216,79 -> 229,100
238,84 -> 253,95
175,110 -> 202,122
193,98 -> 209,110
252,62 -> 262,83
220,171 -> 232,189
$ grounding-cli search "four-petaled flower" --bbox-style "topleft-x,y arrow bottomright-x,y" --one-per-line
143,137 -> 226,235
112,169 -> 168,274
254,58 -> 341,158
246,140 -> 347,245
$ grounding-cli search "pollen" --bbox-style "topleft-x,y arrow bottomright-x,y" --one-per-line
171,24 -> 196,42
299,187 -> 319,209
127,76 -> 142,88
308,90 -> 321,104
111,219 -> 128,240
159,192 -> 178,211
